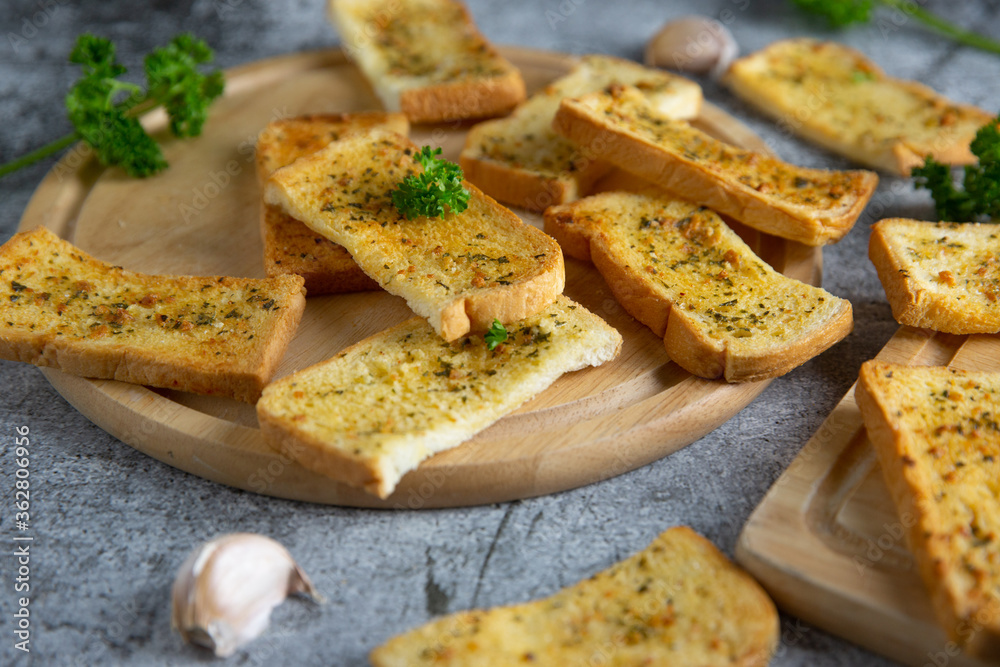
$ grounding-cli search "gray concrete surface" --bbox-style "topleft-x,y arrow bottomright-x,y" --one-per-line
1,0 -> 998,665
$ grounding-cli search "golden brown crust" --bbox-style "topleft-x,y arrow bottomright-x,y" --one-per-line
459,54 -> 701,212
255,112 -> 408,295
265,130 -> 565,341
370,526 -> 778,666
399,68 -> 526,124
330,0 -> 526,123
0,228 -> 305,402
723,39 -> 993,175
869,218 -> 1000,334
545,191 -> 853,382
260,204 -> 380,293
256,296 -> 621,498
458,147 -> 596,213
553,86 -> 878,246
856,362 -> 1000,657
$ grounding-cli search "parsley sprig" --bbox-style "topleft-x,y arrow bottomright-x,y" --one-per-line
912,114 -> 1000,222
485,319 -> 508,350
790,0 -> 1000,56
391,146 -> 471,219
0,33 -> 224,180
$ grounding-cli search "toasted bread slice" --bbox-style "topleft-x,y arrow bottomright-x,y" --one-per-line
329,0 -> 525,123
553,84 -> 878,246
545,190 -> 852,381
856,361 -> 1000,658
256,112 -> 409,295
869,218 -> 1000,334
264,129 -> 564,341
0,228 -> 305,402
370,526 -> 779,666
723,39 -> 994,175
257,295 -> 621,498
460,54 -> 702,212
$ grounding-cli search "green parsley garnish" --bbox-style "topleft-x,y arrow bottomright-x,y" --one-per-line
912,114 -> 1000,222
484,319 -> 508,350
391,146 -> 471,220
789,0 -> 1000,56
0,33 -> 224,180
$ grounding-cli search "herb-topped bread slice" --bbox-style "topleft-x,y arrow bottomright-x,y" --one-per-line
0,227 -> 305,402
256,295 -> 621,498
869,218 -> 1000,334
255,112 -> 409,295
553,84 -> 878,246
370,526 -> 778,666
545,190 -> 852,381
460,54 -> 702,212
264,129 -> 564,341
328,0 -> 525,123
723,38 -> 994,175
856,361 -> 1000,658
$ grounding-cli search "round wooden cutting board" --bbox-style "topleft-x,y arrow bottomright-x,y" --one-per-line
17,47 -> 820,508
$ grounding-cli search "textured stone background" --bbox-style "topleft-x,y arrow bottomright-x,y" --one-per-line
1,1 -> 999,665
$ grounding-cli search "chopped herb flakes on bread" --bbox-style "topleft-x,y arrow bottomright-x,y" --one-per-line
264,129 -> 564,341
546,190 -> 852,382
255,112 -> 409,295
460,54 -> 702,211
329,0 -> 525,123
856,361 -> 1000,658
869,218 -> 1000,334
723,38 -> 994,175
553,84 -> 878,246
256,295 -> 621,498
0,227 -> 305,402
370,526 -> 778,666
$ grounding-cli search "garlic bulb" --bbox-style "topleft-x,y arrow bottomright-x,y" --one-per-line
171,533 -> 319,657
645,16 -> 739,79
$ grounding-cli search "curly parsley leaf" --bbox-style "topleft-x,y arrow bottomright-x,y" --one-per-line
912,114 -> 1000,222
484,319 -> 508,351
1,32 -> 224,180
144,33 -> 225,138
391,146 -> 471,219
790,0 -> 1000,55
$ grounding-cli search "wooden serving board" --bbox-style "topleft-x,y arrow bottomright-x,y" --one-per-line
737,327 -> 1000,666
17,47 -> 820,508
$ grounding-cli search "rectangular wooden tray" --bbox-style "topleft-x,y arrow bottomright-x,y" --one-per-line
737,327 -> 1000,667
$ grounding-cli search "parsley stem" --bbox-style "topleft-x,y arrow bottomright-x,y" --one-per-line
0,133 -> 79,179
879,0 -> 1000,56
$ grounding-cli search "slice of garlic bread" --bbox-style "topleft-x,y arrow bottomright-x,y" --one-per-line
553,84 -> 878,246
264,129 -> 564,341
869,218 -> 1000,334
329,0 -> 525,123
0,227 -> 305,402
257,295 -> 621,498
857,361 -> 1000,658
460,54 -> 701,211
545,190 -> 852,381
370,526 -> 778,666
256,112 -> 409,295
723,39 -> 994,175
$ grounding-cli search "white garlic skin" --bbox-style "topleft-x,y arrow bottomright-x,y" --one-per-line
171,533 -> 318,657
645,16 -> 739,79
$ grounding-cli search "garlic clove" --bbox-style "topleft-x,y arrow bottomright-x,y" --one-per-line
645,16 -> 739,80
171,533 -> 319,657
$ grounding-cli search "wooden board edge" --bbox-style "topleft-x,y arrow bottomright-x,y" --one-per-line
15,47 -> 818,508
735,325 -> 996,666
